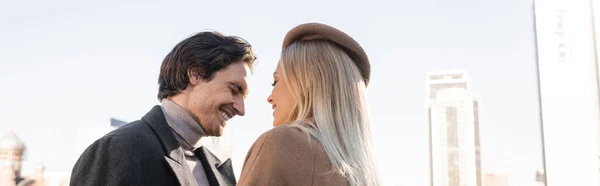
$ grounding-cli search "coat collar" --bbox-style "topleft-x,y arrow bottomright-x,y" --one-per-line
195,146 -> 236,186
142,105 -> 236,186
143,105 -> 197,186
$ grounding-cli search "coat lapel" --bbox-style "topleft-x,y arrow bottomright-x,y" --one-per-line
143,105 -> 198,186
195,146 -> 236,186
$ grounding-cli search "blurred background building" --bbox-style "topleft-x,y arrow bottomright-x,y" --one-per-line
534,0 -> 600,185
484,173 -> 509,186
535,169 -> 546,186
426,70 -> 483,186
0,130 -> 65,186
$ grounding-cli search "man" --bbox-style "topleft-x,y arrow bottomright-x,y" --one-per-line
70,31 -> 257,186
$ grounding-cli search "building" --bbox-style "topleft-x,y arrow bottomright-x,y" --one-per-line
535,169 -> 546,186
426,70 -> 483,186
484,173 -> 509,186
110,118 -> 127,128
0,130 -> 45,186
534,0 -> 600,184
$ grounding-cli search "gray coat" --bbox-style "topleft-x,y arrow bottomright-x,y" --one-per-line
69,105 -> 236,186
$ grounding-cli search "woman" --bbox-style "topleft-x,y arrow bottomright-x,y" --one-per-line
238,22 -> 380,186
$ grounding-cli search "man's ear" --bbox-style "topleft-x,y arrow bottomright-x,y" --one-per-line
188,68 -> 203,86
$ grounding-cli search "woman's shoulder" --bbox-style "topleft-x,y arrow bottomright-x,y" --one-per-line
244,125 -> 320,158
239,124 -> 332,185
253,124 -> 319,152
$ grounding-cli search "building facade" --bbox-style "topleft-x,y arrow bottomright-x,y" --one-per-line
427,70 -> 483,186
0,130 -> 45,186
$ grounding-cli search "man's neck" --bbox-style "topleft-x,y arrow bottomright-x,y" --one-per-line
160,98 -> 207,150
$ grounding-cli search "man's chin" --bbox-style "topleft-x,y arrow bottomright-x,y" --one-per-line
212,125 -> 225,137
212,131 -> 223,137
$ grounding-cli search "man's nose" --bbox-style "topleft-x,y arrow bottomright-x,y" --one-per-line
234,98 -> 245,116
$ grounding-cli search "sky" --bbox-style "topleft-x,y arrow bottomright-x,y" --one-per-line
0,0 -> 544,185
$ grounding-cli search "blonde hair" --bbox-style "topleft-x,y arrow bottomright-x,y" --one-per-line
280,40 -> 380,186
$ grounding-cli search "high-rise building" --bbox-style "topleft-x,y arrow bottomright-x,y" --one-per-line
534,0 -> 600,184
426,70 -> 483,186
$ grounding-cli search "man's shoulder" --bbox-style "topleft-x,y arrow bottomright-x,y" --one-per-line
106,120 -> 153,137
93,120 -> 162,152
71,118 -> 176,186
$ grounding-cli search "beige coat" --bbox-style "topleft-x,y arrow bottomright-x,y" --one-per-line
238,124 -> 349,186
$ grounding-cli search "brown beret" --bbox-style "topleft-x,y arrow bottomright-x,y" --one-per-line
282,22 -> 371,86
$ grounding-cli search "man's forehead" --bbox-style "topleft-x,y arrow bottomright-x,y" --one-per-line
221,62 -> 251,78
235,62 -> 252,76
219,62 -> 251,89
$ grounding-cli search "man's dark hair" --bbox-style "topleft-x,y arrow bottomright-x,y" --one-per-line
157,31 -> 257,100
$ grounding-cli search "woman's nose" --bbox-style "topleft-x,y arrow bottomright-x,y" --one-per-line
267,94 -> 273,104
